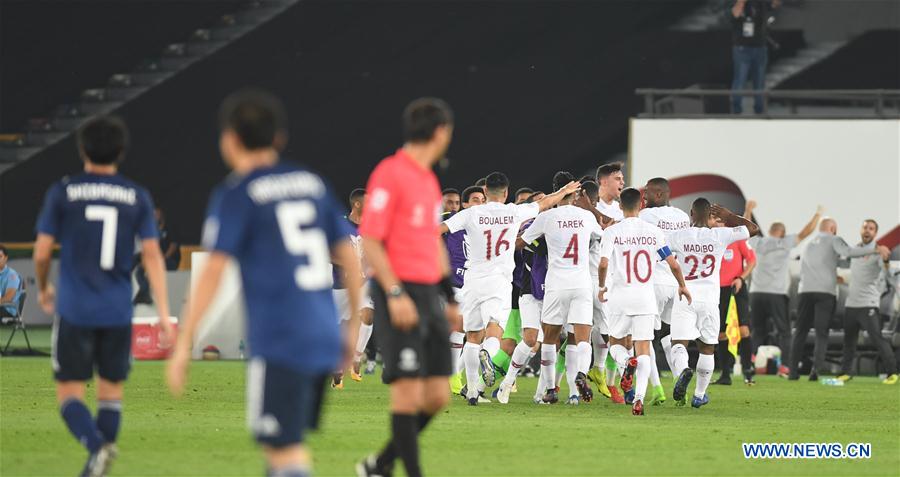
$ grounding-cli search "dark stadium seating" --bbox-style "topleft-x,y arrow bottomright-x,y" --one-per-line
777,30 -> 900,90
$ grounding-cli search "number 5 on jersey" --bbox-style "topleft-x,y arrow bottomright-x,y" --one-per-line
276,200 -> 330,290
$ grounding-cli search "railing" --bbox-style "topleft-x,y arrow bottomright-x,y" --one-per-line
635,88 -> 900,118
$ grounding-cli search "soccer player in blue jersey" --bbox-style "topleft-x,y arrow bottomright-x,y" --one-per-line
167,90 -> 362,477
33,116 -> 174,477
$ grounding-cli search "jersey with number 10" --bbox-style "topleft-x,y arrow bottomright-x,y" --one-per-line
667,226 -> 750,304
36,173 -> 158,327
520,205 -> 602,291
599,217 -> 670,315
443,201 -> 539,281
203,162 -> 353,374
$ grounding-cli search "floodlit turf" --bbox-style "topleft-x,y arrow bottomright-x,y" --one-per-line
2,354 -> 899,476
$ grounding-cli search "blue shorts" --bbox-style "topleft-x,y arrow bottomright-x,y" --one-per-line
246,358 -> 328,448
51,317 -> 132,382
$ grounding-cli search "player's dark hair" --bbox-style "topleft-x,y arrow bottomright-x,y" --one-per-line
692,197 -> 711,217
442,188 -> 460,197
524,191 -> 545,204
863,219 -> 879,231
474,177 -> 487,187
515,187 -> 534,197
0,244 -> 7,258
620,187 -> 642,211
402,97 -> 454,143
462,185 -> 485,204
77,115 -> 128,165
552,171 -> 576,193
219,89 -> 287,150
579,175 -> 594,184
646,177 -> 670,191
484,172 -> 509,195
581,180 -> 600,201
349,188 -> 366,205
596,162 -> 624,181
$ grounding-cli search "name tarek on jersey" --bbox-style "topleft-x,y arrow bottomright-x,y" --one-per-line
66,183 -> 136,205
248,171 -> 325,204
557,220 -> 584,228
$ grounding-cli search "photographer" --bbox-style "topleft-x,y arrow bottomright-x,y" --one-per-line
730,0 -> 779,114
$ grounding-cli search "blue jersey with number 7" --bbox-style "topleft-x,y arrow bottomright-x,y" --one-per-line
36,173 -> 158,327
202,161 -> 353,373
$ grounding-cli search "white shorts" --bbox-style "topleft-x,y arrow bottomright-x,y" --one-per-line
461,276 -> 512,332
671,299 -> 720,345
333,284 -> 375,322
541,288 -> 593,327
654,284 -> 678,328
452,287 -> 464,307
592,282 -> 610,334
609,312 -> 657,341
519,294 -> 543,331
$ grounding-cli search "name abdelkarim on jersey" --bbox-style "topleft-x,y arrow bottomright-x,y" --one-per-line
667,226 -> 750,304
36,174 -> 158,327
443,202 -> 539,281
599,217 -> 671,315
202,163 -> 353,374
520,205 -> 602,291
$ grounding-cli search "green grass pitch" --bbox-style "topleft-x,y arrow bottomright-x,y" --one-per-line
1,333 -> 899,476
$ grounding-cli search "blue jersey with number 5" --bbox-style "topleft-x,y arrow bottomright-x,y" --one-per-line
36,174 -> 158,327
202,162 -> 352,373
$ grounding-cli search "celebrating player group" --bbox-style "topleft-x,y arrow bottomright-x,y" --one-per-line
33,93 -> 765,477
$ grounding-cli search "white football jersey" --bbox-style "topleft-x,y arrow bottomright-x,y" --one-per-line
638,206 -> 690,286
521,205 -> 602,291
667,226 -> 750,304
596,198 -> 624,222
599,217 -> 669,315
444,201 -> 540,281
589,239 -> 601,280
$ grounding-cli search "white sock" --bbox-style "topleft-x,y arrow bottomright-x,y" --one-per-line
671,344 -> 689,379
540,344 -> 557,394
635,354 -> 651,402
450,331 -> 465,373
463,342 -> 482,399
483,336 -> 501,358
660,334 -> 675,371
576,341 -> 592,375
355,323 -> 373,360
609,344 -> 630,369
649,346 -> 661,387
503,341 -> 532,386
565,345 -> 578,397
591,327 -> 608,370
695,353 -> 715,398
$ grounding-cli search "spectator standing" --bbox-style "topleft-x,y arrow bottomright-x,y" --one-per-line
745,201 -> 820,377
837,220 -> 898,385
730,0 -> 779,114
790,218 -> 889,380
0,245 -> 23,322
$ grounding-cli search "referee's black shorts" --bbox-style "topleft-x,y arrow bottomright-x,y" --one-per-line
372,282 -> 452,384
719,284 -> 750,332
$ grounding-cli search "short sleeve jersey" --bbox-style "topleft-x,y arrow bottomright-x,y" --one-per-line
720,239 -> 756,286
443,201 -> 540,281
520,205 -> 602,291
442,210 -> 469,288
638,206 -> 690,287
596,198 -> 624,222
359,150 -> 443,285
599,217 -> 670,315
748,234 -> 798,295
35,173 -> 157,326
202,162 -> 353,373
668,226 -> 750,304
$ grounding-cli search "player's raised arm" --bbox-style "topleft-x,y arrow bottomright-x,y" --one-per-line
710,204 -> 760,237
575,189 -> 615,228
797,205 -> 824,241
535,181 -> 580,212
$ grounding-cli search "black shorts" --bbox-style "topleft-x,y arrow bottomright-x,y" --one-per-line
511,283 -> 521,310
246,358 -> 328,448
372,282 -> 452,384
719,285 -> 750,332
52,317 -> 132,382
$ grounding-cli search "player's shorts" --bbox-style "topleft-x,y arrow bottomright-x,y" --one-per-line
719,285 -> 750,331
609,312 -> 657,341
460,276 -> 512,332
519,294 -> 543,331
332,284 -> 375,322
541,288 -> 592,327
591,282 -> 609,334
372,282 -> 452,384
654,284 -> 679,329
52,317 -> 131,382
246,358 -> 327,448
452,287 -> 464,307
671,299 -> 720,345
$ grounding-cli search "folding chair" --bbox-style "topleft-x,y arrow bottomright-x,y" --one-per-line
2,291 -> 32,355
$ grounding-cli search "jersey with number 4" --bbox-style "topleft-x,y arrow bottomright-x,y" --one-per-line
36,173 -> 158,327
667,226 -> 750,304
599,217 -> 671,315
443,201 -> 539,281
203,162 -> 353,373
520,205 -> 602,291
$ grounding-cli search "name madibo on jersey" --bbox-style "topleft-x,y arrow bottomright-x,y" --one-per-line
667,226 -> 751,304
520,205 -> 602,291
638,206 -> 690,287
443,202 -> 539,281
599,217 -> 671,315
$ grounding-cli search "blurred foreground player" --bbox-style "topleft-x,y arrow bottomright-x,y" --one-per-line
167,90 -> 362,477
356,98 -> 459,477
34,116 -> 174,477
